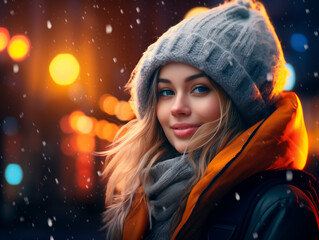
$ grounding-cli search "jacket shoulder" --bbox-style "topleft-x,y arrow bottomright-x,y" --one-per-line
205,170 -> 319,240
244,183 -> 319,240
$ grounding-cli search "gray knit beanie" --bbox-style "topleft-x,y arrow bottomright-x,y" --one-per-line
129,0 -> 288,126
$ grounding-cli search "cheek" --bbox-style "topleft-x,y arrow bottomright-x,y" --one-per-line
198,97 -> 220,122
156,102 -> 167,127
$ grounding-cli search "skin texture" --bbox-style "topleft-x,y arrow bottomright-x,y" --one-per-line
156,62 -> 221,153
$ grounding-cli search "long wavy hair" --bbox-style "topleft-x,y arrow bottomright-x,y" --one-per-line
101,68 -> 246,239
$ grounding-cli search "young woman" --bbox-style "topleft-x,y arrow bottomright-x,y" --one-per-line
102,0 -> 319,239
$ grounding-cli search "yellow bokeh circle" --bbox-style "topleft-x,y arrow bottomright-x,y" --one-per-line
7,34 -> 31,61
49,53 -> 80,85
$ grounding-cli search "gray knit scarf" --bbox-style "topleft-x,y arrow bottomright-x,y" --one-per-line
143,154 -> 196,240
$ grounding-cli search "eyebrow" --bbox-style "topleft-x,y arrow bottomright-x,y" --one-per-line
158,73 -> 207,83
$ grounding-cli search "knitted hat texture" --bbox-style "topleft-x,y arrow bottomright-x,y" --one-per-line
129,0 -> 287,125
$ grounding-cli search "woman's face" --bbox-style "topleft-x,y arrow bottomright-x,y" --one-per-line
156,62 -> 221,153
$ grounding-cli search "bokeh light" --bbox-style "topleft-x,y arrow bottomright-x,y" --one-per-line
5,163 -> 23,185
184,7 -> 210,19
76,154 -> 93,190
7,34 -> 31,61
102,122 -> 119,142
49,53 -> 80,86
76,115 -> 94,134
115,101 -> 135,121
290,33 -> 308,53
284,63 -> 296,91
59,115 -> 74,134
99,94 -> 119,115
69,110 -> 85,132
0,27 -> 10,52
2,116 -> 19,136
76,134 -> 95,153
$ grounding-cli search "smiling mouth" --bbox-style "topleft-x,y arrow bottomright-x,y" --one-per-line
172,125 -> 201,138
174,125 -> 201,130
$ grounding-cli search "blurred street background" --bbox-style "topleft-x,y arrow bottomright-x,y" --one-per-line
0,0 -> 318,239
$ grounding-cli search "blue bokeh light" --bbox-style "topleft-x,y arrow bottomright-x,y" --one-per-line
284,63 -> 296,91
290,33 -> 308,53
2,116 -> 19,136
5,164 -> 23,185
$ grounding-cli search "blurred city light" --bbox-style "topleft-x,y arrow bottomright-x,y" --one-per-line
49,53 -> 80,86
290,33 -> 308,52
0,27 -> 10,52
284,63 -> 296,91
184,7 -> 209,19
59,115 -> 74,134
5,163 -> 23,185
76,134 -> 95,153
102,122 -> 119,142
99,94 -> 119,115
115,100 -> 135,121
68,110 -> 85,132
76,154 -> 93,190
2,116 -> 19,136
7,34 -> 31,61
76,115 -> 94,134
94,120 -> 108,139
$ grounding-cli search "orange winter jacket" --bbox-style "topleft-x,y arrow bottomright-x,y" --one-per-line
123,92 -> 309,240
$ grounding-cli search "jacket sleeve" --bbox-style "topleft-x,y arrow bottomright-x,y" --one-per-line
244,184 -> 319,240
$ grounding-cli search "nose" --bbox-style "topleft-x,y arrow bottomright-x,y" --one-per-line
171,94 -> 191,117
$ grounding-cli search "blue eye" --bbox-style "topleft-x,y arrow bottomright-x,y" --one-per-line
159,89 -> 174,96
193,85 -> 210,94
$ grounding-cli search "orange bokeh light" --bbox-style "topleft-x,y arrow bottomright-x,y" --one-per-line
7,34 -> 31,61
0,27 -> 10,52
99,94 -> 119,115
69,110 -> 85,132
184,7 -> 210,19
102,122 -> 119,142
76,154 -> 93,190
94,120 -> 108,139
76,134 -> 95,153
76,115 -> 94,134
115,101 -> 135,121
59,115 -> 74,134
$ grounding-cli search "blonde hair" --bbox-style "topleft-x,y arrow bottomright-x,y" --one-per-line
101,69 -> 245,239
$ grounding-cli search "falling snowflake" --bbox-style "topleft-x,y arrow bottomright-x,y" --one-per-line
106,24 -> 112,34
13,64 -> 19,73
47,20 -> 52,29
48,218 -> 53,227
286,170 -> 293,181
235,192 -> 240,201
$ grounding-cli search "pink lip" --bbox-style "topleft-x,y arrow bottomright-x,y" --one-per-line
171,123 -> 201,138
